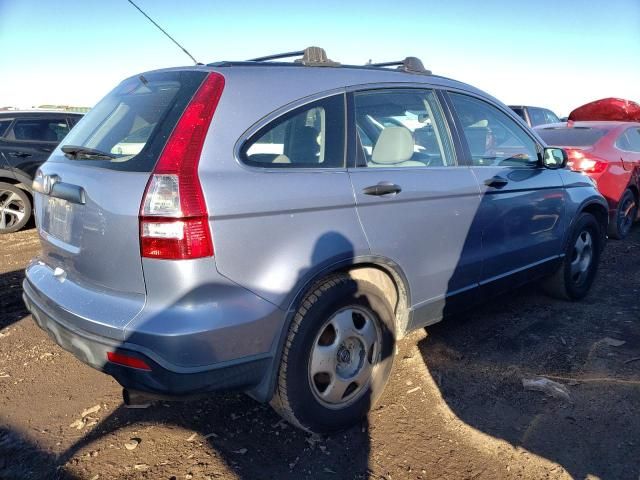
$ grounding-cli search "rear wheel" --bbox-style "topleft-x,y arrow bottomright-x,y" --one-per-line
271,274 -> 396,433
542,212 -> 602,300
609,188 -> 637,240
0,182 -> 31,234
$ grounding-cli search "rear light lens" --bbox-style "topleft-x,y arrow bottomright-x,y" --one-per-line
107,351 -> 152,371
140,72 -> 225,260
565,149 -> 607,174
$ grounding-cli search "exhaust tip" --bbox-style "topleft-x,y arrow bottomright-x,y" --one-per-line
122,389 -> 152,409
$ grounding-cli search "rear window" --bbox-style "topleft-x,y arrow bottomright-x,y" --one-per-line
537,127 -> 609,147
51,70 -> 206,172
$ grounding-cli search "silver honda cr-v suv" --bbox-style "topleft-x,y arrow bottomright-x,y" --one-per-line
23,48 -> 608,433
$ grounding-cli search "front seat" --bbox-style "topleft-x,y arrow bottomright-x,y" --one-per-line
369,126 -> 423,167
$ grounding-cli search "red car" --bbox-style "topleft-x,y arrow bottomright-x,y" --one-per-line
536,121 -> 640,239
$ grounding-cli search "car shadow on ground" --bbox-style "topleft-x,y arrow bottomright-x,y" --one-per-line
50,397 -> 373,479
0,426 -> 80,480
0,269 -> 28,330
418,278 -> 640,480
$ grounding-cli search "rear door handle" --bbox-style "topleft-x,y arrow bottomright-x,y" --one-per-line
8,152 -> 32,158
484,176 -> 508,188
362,182 -> 402,196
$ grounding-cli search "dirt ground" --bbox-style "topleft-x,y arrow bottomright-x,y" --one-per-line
1,227 -> 639,480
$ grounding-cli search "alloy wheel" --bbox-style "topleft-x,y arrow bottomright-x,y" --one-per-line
0,189 -> 26,231
570,230 -> 593,286
618,194 -> 637,238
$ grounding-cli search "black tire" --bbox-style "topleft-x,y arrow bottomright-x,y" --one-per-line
608,188 -> 637,240
271,274 -> 396,434
542,212 -> 602,300
0,182 -> 31,234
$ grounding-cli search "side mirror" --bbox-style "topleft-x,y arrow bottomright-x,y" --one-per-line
542,147 -> 567,169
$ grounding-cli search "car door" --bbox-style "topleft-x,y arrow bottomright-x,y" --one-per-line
1,116 -> 69,182
347,88 -> 484,328
443,91 -> 566,295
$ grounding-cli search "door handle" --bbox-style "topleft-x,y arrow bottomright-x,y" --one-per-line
8,152 -> 32,158
362,182 -> 402,196
484,176 -> 508,188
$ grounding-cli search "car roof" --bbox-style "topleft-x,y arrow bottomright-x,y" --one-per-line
536,121 -> 640,130
136,63 -> 501,110
0,110 -> 83,117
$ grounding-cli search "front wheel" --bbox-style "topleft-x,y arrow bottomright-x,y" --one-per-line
271,274 -> 396,434
542,212 -> 602,300
609,188 -> 637,240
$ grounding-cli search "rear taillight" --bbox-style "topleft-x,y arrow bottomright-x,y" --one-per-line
565,149 -> 607,174
140,72 -> 225,260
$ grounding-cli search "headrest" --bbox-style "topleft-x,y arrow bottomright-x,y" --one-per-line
371,126 -> 414,164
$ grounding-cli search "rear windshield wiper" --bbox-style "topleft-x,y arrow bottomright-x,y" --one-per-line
61,145 -> 117,161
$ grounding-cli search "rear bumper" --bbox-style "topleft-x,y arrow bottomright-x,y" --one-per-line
23,284 -> 271,396
22,257 -> 285,397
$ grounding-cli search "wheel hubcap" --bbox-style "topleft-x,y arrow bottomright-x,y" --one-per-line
308,307 -> 381,408
570,230 -> 593,285
0,189 -> 26,230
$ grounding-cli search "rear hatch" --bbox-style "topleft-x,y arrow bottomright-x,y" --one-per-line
31,69 -> 209,332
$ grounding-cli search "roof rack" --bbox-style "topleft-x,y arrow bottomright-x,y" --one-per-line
211,48 -> 432,75
367,57 -> 431,75
248,47 -> 340,67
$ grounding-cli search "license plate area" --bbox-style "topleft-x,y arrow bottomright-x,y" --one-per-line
43,196 -> 76,244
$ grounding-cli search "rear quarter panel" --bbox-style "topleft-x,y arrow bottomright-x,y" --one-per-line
197,73 -> 370,310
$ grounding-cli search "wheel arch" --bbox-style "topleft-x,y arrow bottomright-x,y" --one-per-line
578,200 -> 608,247
246,256 -> 412,403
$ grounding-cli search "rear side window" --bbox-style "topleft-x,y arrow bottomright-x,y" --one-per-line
51,70 -> 207,172
0,119 -> 12,137
510,107 -> 526,122
7,118 -> 69,142
616,127 -> 640,152
241,94 -> 345,168
537,127 -> 609,147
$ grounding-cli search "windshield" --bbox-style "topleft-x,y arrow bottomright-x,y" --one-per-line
53,70 -> 206,171
537,127 -> 609,147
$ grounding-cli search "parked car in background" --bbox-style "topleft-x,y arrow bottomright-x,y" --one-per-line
0,111 -> 83,233
23,48 -> 608,434
509,105 -> 561,127
536,121 -> 640,239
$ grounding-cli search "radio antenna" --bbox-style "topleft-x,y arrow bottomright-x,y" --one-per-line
126,0 -> 200,65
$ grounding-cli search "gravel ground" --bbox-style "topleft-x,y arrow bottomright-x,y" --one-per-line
0,227 -> 639,480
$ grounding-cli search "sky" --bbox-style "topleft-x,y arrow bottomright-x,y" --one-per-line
0,0 -> 638,116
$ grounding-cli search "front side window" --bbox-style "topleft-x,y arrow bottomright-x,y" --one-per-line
616,127 -> 640,153
7,118 -> 69,142
354,89 -> 455,168
450,93 -> 539,167
242,95 -> 345,168
543,109 -> 560,125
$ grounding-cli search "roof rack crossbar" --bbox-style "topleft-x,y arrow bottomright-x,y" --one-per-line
368,61 -> 404,67
248,50 -> 305,62
367,56 -> 431,75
